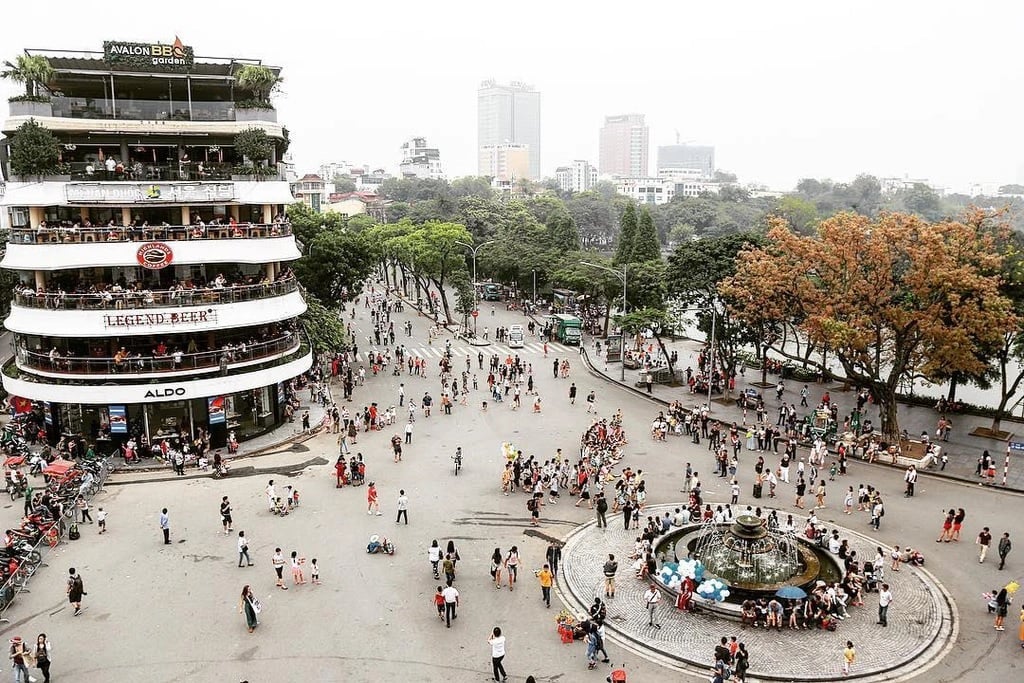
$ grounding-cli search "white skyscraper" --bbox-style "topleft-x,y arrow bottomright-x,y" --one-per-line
477,80 -> 541,180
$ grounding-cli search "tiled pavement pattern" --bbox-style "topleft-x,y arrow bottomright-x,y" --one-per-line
558,503 -> 956,681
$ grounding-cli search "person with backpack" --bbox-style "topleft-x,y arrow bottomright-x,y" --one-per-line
66,568 -> 85,616
527,494 -> 543,527
595,492 -> 609,528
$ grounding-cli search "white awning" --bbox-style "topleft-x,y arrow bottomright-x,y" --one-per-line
233,180 -> 296,205
0,182 -> 67,207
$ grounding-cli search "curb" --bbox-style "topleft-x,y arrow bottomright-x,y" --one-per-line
576,348 -> 1024,495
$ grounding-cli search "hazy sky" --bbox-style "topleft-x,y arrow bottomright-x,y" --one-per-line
3,1 -> 1021,192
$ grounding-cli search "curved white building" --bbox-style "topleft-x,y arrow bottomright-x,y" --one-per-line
0,40 -> 310,447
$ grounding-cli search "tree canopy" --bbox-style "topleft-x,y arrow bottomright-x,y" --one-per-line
721,210 -> 1015,440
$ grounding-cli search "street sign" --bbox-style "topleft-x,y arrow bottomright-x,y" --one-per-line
471,310 -> 479,318
1009,442 -> 1024,451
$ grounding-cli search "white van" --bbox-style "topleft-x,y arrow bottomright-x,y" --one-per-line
508,324 -> 525,348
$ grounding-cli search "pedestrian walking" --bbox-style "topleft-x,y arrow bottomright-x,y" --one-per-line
310,558 -> 320,584
239,584 -> 260,633
429,540 -> 442,579
586,390 -> 596,413
290,551 -> 307,585
603,554 -> 618,599
877,583 -> 892,627
159,508 -> 170,544
504,546 -> 520,591
645,372 -> 653,393
998,532 -> 1012,570
220,496 -> 233,534
843,640 -> 855,676
8,636 -> 30,683
32,633 -> 51,683
442,553 -> 456,586
66,568 -> 84,616
595,492 -> 608,528
488,627 -> 508,681
442,583 -> 459,627
978,527 -> 993,563
404,420 -> 413,444
272,548 -> 288,590
96,507 -> 107,534
367,481 -> 381,515
994,587 -> 1009,630
76,497 -> 93,525
490,548 -> 504,589
545,542 -> 561,582
538,563 -> 553,607
265,480 -> 276,511
237,531 -> 253,567
569,383 -> 577,405
396,490 -> 409,524
643,583 -> 661,628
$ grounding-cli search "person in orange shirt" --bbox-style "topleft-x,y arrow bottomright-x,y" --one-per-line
537,563 -> 553,608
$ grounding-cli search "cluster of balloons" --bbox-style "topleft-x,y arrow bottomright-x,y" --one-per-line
696,577 -> 731,602
657,559 -> 706,590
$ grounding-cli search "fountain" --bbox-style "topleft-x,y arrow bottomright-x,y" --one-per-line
656,514 -> 843,601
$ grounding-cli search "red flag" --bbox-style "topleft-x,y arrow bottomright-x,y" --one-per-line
11,397 -> 33,414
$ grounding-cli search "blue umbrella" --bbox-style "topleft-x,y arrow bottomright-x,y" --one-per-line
775,586 -> 807,599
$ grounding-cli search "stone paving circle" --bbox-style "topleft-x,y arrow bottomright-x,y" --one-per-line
557,502 -> 957,681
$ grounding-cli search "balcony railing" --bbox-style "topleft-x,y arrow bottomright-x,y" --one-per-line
63,161 -> 236,182
9,222 -> 291,245
51,97 -> 236,122
16,333 -> 299,378
13,277 -> 299,311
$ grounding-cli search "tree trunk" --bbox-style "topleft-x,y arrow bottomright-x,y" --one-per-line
432,278 -> 454,325
760,347 -> 769,385
654,334 -> 675,381
946,375 -> 958,402
876,387 -> 901,443
990,414 -> 1003,435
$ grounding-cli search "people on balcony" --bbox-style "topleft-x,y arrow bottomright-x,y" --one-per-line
19,321 -> 298,376
16,267 -> 295,311
13,217 -> 289,243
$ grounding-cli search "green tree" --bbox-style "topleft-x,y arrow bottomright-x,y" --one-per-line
617,307 -> 677,377
544,206 -> 581,252
301,295 -> 350,355
566,191 -> 619,247
397,222 -> 474,324
630,206 -> 661,262
9,118 -> 59,177
332,176 -> 357,193
897,183 -> 946,221
667,232 -> 764,381
615,202 -> 638,264
233,64 -> 282,105
450,267 -> 477,332
774,196 -> 820,235
450,176 -> 495,200
2,55 -> 54,98
294,229 -> 375,303
234,127 -> 273,165
999,184 -> 1024,196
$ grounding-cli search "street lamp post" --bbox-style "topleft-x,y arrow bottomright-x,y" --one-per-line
454,239 -> 496,291
580,261 -> 628,381
455,240 -> 495,336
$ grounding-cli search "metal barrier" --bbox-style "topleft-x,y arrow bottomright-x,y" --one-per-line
0,456 -> 111,623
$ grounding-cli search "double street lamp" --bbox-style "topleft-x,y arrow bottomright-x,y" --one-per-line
580,261 -> 628,381
455,239 -> 496,335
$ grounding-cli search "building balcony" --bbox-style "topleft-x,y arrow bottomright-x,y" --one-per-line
12,277 -> 299,311
14,332 -> 300,380
9,222 -> 291,245
2,343 -> 312,406
51,97 -> 250,123
62,161 -> 240,183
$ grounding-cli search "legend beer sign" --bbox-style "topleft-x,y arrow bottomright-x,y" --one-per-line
103,309 -> 217,330
103,37 -> 194,71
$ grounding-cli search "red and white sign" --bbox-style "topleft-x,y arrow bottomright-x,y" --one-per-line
471,310 -> 479,318
136,242 -> 174,270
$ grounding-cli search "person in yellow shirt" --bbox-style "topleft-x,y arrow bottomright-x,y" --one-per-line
538,564 -> 554,608
843,640 -> 855,676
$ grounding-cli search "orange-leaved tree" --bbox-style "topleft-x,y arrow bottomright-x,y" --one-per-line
720,210 -> 1015,442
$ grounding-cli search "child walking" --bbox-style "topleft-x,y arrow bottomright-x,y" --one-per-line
97,507 -> 108,534
291,551 -> 307,585
310,558 -> 320,585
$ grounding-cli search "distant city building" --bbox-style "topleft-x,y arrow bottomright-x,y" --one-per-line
555,160 -> 598,193
326,191 -> 389,222
479,143 -> 531,183
599,114 -> 649,178
880,176 -> 943,195
657,167 -> 705,182
615,176 -> 674,205
353,168 -> 390,193
657,144 -> 715,179
477,80 -> 541,179
291,174 -> 332,212
399,137 -> 444,180
673,181 -> 721,198
318,161 -> 357,182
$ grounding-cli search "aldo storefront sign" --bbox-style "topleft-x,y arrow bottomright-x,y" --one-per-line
103,36 -> 194,71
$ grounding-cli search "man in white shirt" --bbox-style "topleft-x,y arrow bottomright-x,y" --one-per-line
488,626 -> 507,682
643,584 -> 662,628
265,480 -> 276,511
395,490 -> 409,525
441,584 -> 459,627
878,583 -> 892,627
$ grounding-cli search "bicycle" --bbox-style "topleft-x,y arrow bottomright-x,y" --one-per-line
453,447 -> 462,476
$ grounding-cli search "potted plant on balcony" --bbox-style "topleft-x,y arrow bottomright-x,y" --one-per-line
9,119 -> 65,180
233,64 -> 281,122
232,127 -> 277,181
2,55 -> 54,117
